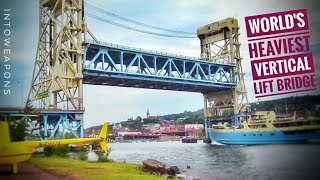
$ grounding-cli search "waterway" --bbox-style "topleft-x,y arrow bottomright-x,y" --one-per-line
109,141 -> 320,180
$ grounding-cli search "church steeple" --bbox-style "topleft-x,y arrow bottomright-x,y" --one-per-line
147,108 -> 150,119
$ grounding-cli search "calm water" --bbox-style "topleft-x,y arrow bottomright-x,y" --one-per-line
109,141 -> 320,180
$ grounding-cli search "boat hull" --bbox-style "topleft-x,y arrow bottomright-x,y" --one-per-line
209,129 -> 320,145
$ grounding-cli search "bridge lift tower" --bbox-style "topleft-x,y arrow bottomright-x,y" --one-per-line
197,18 -> 249,139
27,0 -> 85,139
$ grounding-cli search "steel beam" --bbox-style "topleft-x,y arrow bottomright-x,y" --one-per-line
83,40 -> 236,92
41,111 -> 84,139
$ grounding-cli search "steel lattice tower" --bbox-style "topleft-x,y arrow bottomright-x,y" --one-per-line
28,0 -> 84,110
27,0 -> 86,139
197,18 -> 249,137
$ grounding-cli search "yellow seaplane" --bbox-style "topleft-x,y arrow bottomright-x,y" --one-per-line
0,121 -> 108,174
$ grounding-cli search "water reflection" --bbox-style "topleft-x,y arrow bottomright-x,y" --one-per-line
108,142 -> 320,180
202,144 -> 250,179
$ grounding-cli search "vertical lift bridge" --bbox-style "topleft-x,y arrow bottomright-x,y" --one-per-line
24,0 -> 248,139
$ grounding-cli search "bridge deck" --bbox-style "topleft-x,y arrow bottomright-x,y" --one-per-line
83,40 -> 236,93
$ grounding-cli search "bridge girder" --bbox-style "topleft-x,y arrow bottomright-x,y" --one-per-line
82,40 -> 236,93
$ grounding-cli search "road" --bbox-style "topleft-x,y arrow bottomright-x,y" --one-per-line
0,163 -> 64,180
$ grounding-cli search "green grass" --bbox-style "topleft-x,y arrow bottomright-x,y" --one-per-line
30,156 -> 166,180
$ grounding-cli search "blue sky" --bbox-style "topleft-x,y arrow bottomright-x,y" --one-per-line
0,0 -> 319,127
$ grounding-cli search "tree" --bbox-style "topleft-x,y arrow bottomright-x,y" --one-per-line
135,116 -> 142,122
9,100 -> 40,141
144,118 -> 160,124
8,118 -> 27,142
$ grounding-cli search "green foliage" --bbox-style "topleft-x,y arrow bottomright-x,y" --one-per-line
44,147 -> 54,156
63,132 -> 72,139
44,145 -> 71,157
251,95 -> 320,115
87,124 -> 113,136
143,118 -> 160,124
54,145 -> 70,157
95,148 -> 112,162
23,99 -> 41,122
164,109 -> 204,122
135,116 -> 142,121
128,123 -> 139,130
79,152 -> 87,160
30,156 -> 165,180
78,145 -> 89,161
107,109 -> 205,130
8,100 -> 41,142
176,117 -> 204,125
126,116 -> 144,130
8,118 -> 27,142
85,95 -> 320,133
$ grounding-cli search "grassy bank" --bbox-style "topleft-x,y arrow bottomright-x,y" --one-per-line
30,156 -> 166,180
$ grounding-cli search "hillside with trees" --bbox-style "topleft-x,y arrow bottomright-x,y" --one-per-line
87,94 -> 320,131
251,95 -> 320,116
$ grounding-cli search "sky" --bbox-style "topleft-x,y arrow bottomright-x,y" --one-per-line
0,0 -> 319,127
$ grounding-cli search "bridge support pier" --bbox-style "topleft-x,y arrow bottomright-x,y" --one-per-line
40,111 -> 84,139
203,118 -> 212,143
0,108 -> 84,140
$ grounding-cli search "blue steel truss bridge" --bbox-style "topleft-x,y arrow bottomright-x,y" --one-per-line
11,0 -> 249,140
83,40 -> 235,93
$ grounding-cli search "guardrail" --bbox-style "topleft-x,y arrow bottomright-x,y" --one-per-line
84,39 -> 234,66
